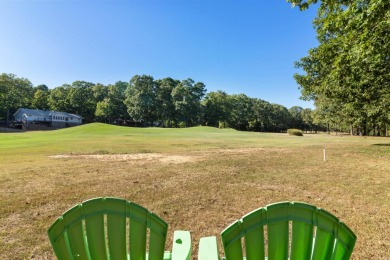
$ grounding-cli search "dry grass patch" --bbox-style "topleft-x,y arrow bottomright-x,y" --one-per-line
49,153 -> 197,164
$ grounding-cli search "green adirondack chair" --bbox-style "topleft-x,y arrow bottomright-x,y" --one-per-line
199,201 -> 356,260
48,197 -> 191,260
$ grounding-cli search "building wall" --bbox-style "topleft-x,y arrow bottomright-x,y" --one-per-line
14,109 -> 82,131
22,123 -> 52,131
51,122 -> 67,128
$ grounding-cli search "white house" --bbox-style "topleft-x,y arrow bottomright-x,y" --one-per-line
13,108 -> 82,129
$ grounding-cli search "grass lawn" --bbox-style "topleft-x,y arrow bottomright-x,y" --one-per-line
0,123 -> 389,259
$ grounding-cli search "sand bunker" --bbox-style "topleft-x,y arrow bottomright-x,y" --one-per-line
49,153 -> 195,164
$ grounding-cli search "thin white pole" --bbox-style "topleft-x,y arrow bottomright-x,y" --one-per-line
323,148 -> 326,161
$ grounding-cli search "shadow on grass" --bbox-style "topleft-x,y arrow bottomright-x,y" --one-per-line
373,143 -> 390,146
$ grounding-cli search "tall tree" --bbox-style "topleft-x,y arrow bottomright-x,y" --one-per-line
108,81 -> 129,121
288,0 -> 390,136
48,84 -> 71,112
171,79 -> 206,127
300,108 -> 315,132
0,73 -> 34,125
31,89 -> 50,110
31,84 -> 50,110
289,106 -> 304,129
227,94 -> 254,131
124,75 -> 156,126
35,84 -> 49,92
155,77 -> 179,127
202,90 -> 230,127
95,82 -> 129,123
92,83 -> 108,103
68,81 -> 96,121
270,104 -> 291,132
249,99 -> 273,132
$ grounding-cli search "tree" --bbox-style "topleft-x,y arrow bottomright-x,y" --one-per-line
95,82 -> 129,123
155,78 -> 179,127
108,81 -> 129,121
191,81 -> 207,125
171,79 -> 206,127
48,84 -> 71,112
269,104 -> 291,132
95,99 -> 110,122
249,99 -> 273,132
92,83 -> 108,103
68,81 -> 96,121
227,94 -> 254,131
31,85 -> 50,110
124,75 -> 156,126
300,108 -> 315,132
0,73 -> 34,125
35,84 -> 49,92
288,0 -> 390,136
289,106 -> 304,130
202,90 -> 230,127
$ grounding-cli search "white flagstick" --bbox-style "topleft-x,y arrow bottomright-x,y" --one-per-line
323,147 -> 326,161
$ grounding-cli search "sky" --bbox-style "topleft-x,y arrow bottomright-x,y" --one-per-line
0,0 -> 319,109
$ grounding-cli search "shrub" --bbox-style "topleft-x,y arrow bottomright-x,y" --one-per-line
218,121 -> 229,129
288,129 -> 303,136
178,122 -> 187,128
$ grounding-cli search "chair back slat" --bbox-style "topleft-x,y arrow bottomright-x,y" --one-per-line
48,197 -> 168,260
312,228 -> 334,259
290,202 -> 316,259
106,198 -> 127,259
312,208 -> 338,259
221,221 -> 244,260
265,202 -> 290,259
242,207 -> 265,260
268,222 -> 289,259
48,218 -> 72,259
61,205 -> 89,259
129,204 -> 148,260
333,240 -> 350,259
83,199 -> 108,259
290,222 -> 313,259
53,232 -> 69,259
220,201 -> 357,260
149,214 -> 171,259
332,222 -> 356,259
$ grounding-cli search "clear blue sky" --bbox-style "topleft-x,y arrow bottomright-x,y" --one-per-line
0,0 -> 318,109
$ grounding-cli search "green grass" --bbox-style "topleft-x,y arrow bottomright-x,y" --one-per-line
0,123 -> 389,259
1,123 -> 381,155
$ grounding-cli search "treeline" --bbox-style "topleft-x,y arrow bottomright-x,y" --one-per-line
0,73 -> 388,135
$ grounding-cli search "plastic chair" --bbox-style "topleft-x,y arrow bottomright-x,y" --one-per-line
199,201 -> 356,260
48,197 -> 191,260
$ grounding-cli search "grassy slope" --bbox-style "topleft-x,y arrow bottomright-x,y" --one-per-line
2,123 -> 384,155
0,123 -> 389,259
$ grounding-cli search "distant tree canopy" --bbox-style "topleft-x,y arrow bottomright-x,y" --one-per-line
0,70 -> 387,135
287,0 -> 390,136
0,72 -> 324,133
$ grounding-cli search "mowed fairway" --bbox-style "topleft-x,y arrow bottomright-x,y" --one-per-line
0,123 -> 389,259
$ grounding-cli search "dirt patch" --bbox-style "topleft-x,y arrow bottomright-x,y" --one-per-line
49,153 -> 196,164
49,148 -> 289,164
216,147 -> 289,154
49,148 -> 290,164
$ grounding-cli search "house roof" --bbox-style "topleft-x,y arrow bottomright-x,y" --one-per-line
14,108 -> 82,119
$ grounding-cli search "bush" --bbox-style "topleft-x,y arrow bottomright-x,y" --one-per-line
178,122 -> 187,128
288,129 -> 303,136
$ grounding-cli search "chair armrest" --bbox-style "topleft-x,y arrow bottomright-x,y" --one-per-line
198,236 -> 220,260
171,230 -> 192,260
